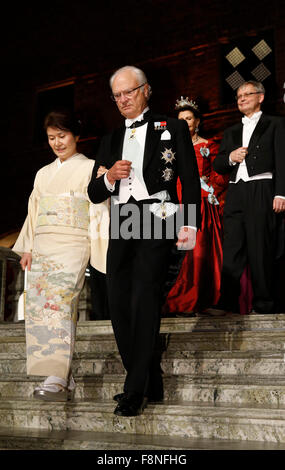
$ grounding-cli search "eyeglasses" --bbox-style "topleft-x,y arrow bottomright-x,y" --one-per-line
236,91 -> 262,101
111,83 -> 146,102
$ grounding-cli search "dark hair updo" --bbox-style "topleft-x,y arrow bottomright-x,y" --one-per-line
44,109 -> 81,137
175,96 -> 202,120
177,104 -> 202,120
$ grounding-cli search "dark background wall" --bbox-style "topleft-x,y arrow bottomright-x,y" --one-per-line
1,0 -> 285,235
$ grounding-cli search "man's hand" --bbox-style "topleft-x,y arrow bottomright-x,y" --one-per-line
229,147 -> 248,164
106,160 -> 132,185
273,197 -> 285,213
20,253 -> 32,271
176,226 -> 197,251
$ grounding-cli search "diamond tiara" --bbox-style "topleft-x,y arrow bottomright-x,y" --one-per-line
175,96 -> 199,110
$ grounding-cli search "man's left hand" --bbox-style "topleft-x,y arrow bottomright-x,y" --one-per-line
176,226 -> 197,250
273,197 -> 285,213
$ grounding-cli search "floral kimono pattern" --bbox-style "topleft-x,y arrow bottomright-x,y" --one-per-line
13,154 -> 109,379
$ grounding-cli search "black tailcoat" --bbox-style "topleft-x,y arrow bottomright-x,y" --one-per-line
88,111 -> 201,396
213,113 -> 285,314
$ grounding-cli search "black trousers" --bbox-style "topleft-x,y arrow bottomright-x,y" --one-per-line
89,265 -> 110,320
220,179 -> 276,314
106,198 -> 174,396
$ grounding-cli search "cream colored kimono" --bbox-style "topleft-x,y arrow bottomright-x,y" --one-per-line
13,153 -> 109,380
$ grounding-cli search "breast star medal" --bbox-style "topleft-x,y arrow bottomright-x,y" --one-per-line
161,148 -> 176,164
162,168 -> 174,182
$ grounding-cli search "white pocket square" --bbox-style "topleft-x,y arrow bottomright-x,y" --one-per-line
160,130 -> 171,140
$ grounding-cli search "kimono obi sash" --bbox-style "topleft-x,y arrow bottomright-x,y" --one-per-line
37,195 -> 89,230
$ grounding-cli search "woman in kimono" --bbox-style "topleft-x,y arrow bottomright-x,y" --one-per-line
13,110 -> 109,401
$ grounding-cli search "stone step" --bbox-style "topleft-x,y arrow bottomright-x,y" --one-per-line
1,314 -> 285,339
1,426 -> 285,450
1,398 -> 285,443
1,351 -> 285,377
2,329 -> 285,355
2,374 -> 285,406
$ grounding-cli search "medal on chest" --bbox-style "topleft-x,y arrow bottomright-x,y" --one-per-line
161,148 -> 176,164
129,128 -> 136,139
154,121 -> 167,131
162,168 -> 174,182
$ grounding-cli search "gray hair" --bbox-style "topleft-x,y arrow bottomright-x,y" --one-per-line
110,65 -> 147,87
109,65 -> 152,99
237,80 -> 265,95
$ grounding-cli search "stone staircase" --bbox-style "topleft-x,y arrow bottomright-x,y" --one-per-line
1,314 -> 285,450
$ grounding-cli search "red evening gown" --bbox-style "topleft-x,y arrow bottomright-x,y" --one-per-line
164,139 -> 228,314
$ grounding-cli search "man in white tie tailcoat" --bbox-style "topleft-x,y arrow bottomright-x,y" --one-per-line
88,65 -> 201,416
213,80 -> 285,314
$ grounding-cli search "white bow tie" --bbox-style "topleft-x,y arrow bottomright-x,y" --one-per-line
242,115 -> 259,125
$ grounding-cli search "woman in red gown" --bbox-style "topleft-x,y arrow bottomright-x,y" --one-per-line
164,97 -> 228,315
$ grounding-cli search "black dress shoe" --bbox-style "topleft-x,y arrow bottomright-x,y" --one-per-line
114,394 -> 148,417
113,392 -> 126,403
114,391 -> 163,403
148,395 -> 163,403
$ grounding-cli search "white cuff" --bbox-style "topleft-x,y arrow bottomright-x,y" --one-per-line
104,172 -> 115,192
182,225 -> 197,232
275,195 -> 285,200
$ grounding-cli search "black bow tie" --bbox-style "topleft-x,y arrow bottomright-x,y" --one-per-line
128,119 -> 148,129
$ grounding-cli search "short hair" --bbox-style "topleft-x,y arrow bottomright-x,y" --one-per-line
109,65 -> 152,99
109,65 -> 148,88
237,80 -> 265,95
44,109 -> 81,136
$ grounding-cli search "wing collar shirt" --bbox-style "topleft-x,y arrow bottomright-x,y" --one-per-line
104,107 -> 170,203
103,108 -> 197,231
229,112 -> 285,199
231,111 -> 274,183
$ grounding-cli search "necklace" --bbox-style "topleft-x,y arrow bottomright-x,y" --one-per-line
192,135 -> 199,144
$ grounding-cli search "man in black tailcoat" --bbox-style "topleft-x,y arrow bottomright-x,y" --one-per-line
88,65 -> 201,416
213,80 -> 285,315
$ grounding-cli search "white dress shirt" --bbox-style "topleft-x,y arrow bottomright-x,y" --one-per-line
103,108 -> 197,234
229,112 -> 285,199
232,111 -> 273,183
104,107 -> 169,204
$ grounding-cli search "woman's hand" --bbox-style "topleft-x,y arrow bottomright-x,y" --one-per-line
201,175 -> 209,184
96,165 -> 108,178
20,253 -> 32,271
